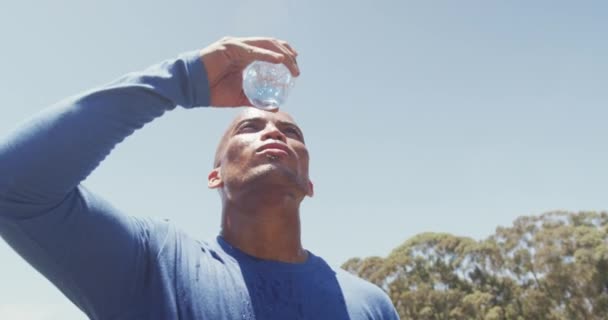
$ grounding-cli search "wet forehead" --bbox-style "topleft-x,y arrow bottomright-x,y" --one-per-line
214,108 -> 302,167
230,108 -> 298,128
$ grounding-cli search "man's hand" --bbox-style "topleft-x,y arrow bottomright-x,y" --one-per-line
200,36 -> 300,109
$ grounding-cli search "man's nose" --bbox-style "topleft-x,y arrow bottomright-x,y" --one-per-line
261,125 -> 287,142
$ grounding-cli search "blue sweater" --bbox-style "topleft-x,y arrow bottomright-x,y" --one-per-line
0,51 -> 399,320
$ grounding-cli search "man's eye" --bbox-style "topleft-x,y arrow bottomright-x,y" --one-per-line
239,123 -> 258,132
284,127 -> 301,138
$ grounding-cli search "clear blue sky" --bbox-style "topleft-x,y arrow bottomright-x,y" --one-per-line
1,0 -> 607,318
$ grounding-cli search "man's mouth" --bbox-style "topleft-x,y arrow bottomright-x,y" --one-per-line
257,143 -> 290,158
258,148 -> 289,157
265,154 -> 280,161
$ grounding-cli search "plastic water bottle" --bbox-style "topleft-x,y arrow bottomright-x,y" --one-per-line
242,61 -> 296,110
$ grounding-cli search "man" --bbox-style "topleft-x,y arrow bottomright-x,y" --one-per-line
0,36 -> 399,319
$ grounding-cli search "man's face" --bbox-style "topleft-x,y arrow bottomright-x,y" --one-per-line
208,108 -> 313,199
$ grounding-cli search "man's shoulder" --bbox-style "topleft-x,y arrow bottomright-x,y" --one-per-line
133,217 -> 203,258
334,267 -> 386,298
332,267 -> 399,319
305,253 -> 389,301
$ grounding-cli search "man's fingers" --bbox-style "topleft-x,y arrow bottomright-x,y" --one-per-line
241,44 -> 285,64
280,41 -> 298,57
241,37 -> 297,56
271,42 -> 300,77
205,36 -> 299,108
243,38 -> 300,77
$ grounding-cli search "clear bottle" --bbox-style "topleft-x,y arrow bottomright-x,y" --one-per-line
242,61 -> 296,110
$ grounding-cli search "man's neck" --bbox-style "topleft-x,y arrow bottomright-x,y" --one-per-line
220,192 -> 308,263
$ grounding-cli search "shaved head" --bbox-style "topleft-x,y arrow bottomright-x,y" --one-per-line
213,108 -> 301,168
208,107 -> 313,200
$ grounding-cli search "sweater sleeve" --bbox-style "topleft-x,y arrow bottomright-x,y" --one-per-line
0,51 -> 210,319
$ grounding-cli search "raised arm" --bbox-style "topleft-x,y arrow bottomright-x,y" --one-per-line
0,49 -> 212,319
0,36 -> 298,210
0,51 -> 209,209
0,37 -> 299,319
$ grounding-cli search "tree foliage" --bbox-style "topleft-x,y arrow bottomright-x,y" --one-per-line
343,211 -> 608,319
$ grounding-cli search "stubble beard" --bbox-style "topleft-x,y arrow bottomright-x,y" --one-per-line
233,159 -> 308,200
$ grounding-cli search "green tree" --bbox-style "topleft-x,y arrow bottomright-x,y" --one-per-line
343,211 -> 608,319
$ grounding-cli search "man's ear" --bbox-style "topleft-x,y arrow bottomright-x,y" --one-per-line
208,168 -> 223,189
307,180 -> 314,197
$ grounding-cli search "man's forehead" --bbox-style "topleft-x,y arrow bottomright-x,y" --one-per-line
231,108 -> 297,126
214,108 -> 304,167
